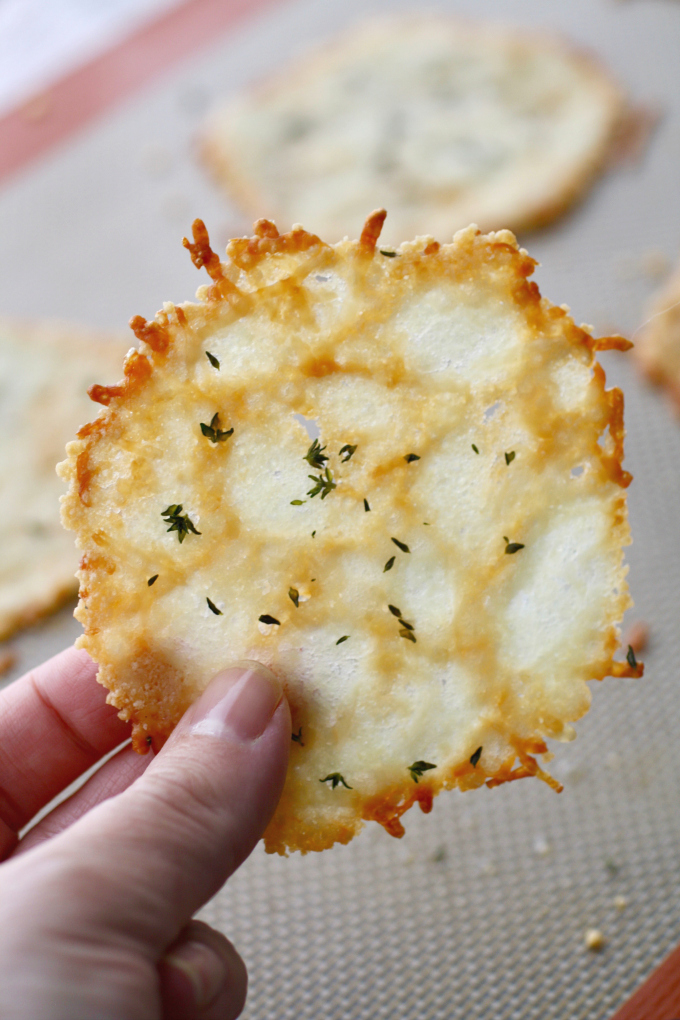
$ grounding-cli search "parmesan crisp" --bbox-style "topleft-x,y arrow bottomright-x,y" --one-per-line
201,17 -> 625,242
0,319 -> 127,639
636,257 -> 680,412
59,213 -> 640,854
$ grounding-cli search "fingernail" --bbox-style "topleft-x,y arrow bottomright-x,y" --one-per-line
189,662 -> 283,742
163,939 -> 226,1009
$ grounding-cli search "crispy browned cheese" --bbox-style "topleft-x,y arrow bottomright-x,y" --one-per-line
636,257 -> 680,412
59,213 -> 640,855
201,17 -> 626,242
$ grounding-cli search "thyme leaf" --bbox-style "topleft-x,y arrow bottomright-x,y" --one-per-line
161,504 -> 201,543
399,628 -> 417,643
147,575 -> 158,586
200,412 -> 234,443
503,537 -> 525,554
404,453 -> 420,463
472,444 -> 479,454
388,604 -> 402,617
364,498 -> 371,512
289,587 -> 300,607
206,597 -> 222,615
205,351 -> 220,369
470,746 -> 482,768
626,645 -> 638,669
408,760 -> 436,783
399,619 -> 414,631
259,614 -> 280,626
339,444 -> 357,462
320,773 -> 352,790
290,499 -> 305,505
304,438 -> 328,469
505,451 -> 516,465
336,635 -> 350,645
391,537 -> 410,553
379,249 -> 398,257
384,556 -> 395,572
307,467 -> 336,500
292,727 -> 304,745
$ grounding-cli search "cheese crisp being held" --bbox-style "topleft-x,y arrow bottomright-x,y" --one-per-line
59,212 -> 641,855
636,256 -> 680,412
201,17 -> 625,243
0,319 -> 127,640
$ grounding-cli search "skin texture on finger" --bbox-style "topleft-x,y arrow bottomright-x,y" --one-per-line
0,646 -> 131,857
0,665 -> 290,1020
159,920 -> 247,1020
16,744 -> 150,855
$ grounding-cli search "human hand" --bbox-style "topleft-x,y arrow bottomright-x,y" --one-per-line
0,646 -> 290,1019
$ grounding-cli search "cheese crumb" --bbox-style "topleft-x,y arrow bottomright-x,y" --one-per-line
585,928 -> 605,951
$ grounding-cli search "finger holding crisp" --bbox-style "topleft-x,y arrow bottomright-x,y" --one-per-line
59,212 -> 640,855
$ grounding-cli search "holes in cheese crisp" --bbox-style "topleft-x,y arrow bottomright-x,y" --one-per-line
571,465 -> 584,478
483,400 -> 502,421
293,413 -> 319,440
597,425 -> 611,451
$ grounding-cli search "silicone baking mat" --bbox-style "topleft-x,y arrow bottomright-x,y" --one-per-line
0,0 -> 678,1016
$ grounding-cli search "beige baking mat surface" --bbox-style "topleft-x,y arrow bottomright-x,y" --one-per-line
1,0 -> 679,1016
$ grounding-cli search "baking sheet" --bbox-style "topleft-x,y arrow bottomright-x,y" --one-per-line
1,0 -> 679,1016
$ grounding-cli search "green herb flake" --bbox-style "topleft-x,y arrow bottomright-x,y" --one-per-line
626,645 -> 638,669
307,466 -> 336,500
339,444 -> 357,462
504,537 -> 525,554
200,412 -> 234,443
289,587 -> 300,608
364,498 -> 370,512
472,444 -> 479,454
399,628 -> 417,643
379,249 -> 398,257
147,574 -> 158,587
388,604 -> 402,618
383,556 -> 395,572
205,351 -> 220,369
391,537 -> 410,553
404,453 -> 420,463
320,773 -> 353,790
408,760 -> 436,783
259,614 -> 281,626
304,438 -> 328,469
206,597 -> 222,615
161,504 -> 201,543
505,451 -> 516,465
470,746 -> 482,768
291,727 -> 304,745
336,635 -> 350,645
311,530 -> 316,538
399,619 -> 414,631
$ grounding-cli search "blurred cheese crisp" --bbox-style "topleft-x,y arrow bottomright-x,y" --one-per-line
636,257 -> 680,412
0,319 -> 127,639
201,17 -> 625,243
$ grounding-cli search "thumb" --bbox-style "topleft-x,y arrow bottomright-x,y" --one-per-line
34,661 -> 290,952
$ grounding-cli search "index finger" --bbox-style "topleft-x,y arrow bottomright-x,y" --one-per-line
0,646 -> 131,858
